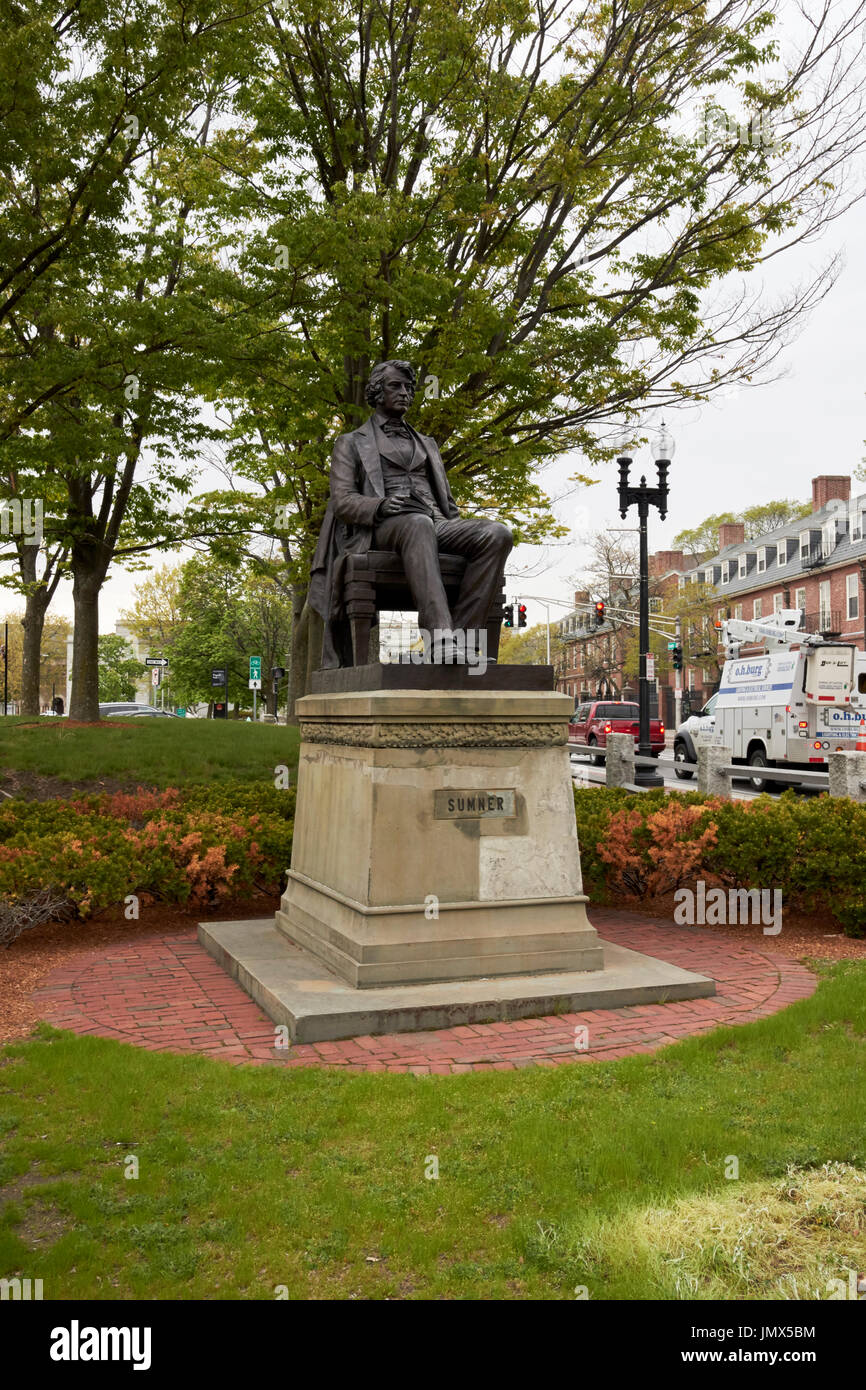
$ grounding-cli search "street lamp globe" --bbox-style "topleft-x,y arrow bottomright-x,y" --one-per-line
650,420 -> 675,461
612,423 -> 635,456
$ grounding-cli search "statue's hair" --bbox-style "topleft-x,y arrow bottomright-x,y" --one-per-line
365,360 -> 417,408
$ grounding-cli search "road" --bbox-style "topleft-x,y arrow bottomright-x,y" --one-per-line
569,748 -> 823,801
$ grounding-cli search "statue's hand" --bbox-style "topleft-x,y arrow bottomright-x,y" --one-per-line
378,496 -> 407,518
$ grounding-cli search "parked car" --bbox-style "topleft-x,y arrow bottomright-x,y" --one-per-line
672,692 -> 719,779
99,703 -> 176,718
568,700 -> 665,766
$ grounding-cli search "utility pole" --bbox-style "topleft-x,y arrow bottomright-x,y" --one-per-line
3,621 -> 7,716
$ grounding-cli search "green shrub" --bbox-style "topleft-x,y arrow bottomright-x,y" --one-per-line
574,784 -> 866,938
0,782 -> 294,920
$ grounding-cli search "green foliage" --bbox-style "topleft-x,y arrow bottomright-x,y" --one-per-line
97,634 -> 145,702
575,787 -> 866,936
162,553 -> 292,707
674,500 -> 812,558
0,783 -> 294,917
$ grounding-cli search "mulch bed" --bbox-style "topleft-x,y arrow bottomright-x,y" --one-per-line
0,769 -> 163,802
622,892 -> 866,963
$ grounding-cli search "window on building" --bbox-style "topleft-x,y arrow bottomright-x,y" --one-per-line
721,561 -> 729,583
819,579 -> 831,629
777,539 -> 788,567
822,522 -> 836,559
800,530 -> 810,562
649,596 -> 663,614
795,586 -> 806,613
773,592 -> 784,613
738,553 -> 747,577
847,572 -> 860,621
753,597 -> 763,619
734,603 -> 743,620
678,574 -> 685,591
757,547 -> 766,573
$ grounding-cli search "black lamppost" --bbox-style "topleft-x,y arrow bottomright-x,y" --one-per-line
616,422 -> 675,788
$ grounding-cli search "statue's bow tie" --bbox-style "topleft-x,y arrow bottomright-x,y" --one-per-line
381,418 -> 411,438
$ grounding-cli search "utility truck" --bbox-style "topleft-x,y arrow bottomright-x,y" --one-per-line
683,609 -> 866,791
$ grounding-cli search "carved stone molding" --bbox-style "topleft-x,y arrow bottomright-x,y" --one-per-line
299,720 -> 567,748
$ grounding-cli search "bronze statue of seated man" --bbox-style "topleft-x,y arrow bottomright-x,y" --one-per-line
309,360 -> 513,667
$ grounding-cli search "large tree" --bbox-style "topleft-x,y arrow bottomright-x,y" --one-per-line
207,0 -> 866,694
0,0 -> 257,718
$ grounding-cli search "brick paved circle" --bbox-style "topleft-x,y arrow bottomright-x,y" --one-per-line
34,910 -> 816,1074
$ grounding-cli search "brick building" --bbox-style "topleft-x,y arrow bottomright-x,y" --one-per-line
555,474 -> 866,724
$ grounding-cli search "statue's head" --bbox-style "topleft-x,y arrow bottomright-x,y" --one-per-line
365,360 -> 417,414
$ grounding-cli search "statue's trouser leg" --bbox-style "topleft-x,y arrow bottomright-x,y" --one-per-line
372,513 -> 453,633
433,518 -> 513,635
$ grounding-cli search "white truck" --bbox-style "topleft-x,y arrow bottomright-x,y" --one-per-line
673,609 -> 866,790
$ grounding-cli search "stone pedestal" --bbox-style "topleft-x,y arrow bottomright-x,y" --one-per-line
276,687 -> 603,987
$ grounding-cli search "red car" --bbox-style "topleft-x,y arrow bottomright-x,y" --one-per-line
568,700 -> 665,765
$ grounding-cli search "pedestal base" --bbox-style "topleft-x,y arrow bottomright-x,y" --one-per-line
199,918 -> 716,1043
278,687 -> 602,988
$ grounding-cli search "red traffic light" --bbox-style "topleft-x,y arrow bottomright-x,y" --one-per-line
517,603 -> 528,628
594,600 -> 605,627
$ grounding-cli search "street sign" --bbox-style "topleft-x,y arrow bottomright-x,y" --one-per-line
176,708 -> 186,718
666,641 -> 677,651
211,667 -> 227,687
249,656 -> 262,680
151,667 -> 161,687
249,678 -> 262,690
145,657 -> 169,667
645,654 -> 656,680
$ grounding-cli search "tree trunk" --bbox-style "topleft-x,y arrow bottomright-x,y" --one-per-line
20,592 -> 49,716
68,561 -> 104,722
17,543 -> 54,716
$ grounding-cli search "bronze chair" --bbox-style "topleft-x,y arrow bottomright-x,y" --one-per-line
342,551 -> 506,664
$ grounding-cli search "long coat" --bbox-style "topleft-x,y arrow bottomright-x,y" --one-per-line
308,415 -> 461,668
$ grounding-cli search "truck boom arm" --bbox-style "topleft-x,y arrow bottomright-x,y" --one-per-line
720,609 -> 822,659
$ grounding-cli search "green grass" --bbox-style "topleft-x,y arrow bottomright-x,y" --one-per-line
1,961 -> 865,1300
0,717 -> 300,788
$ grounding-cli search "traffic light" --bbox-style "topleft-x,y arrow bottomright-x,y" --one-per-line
594,600 -> 605,628
503,604 -> 514,628
671,644 -> 683,671
517,603 -> 527,629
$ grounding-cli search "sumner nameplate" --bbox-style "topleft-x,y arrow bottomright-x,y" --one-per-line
434,789 -> 516,820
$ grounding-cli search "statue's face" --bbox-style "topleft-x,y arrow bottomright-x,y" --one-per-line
379,369 -> 414,417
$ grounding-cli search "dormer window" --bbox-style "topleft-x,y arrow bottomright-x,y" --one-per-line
756,547 -> 766,573
777,539 -> 788,567
850,500 -> 863,543
799,530 -> 810,562
738,553 -> 747,578
822,520 -> 837,558
721,560 -> 730,583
